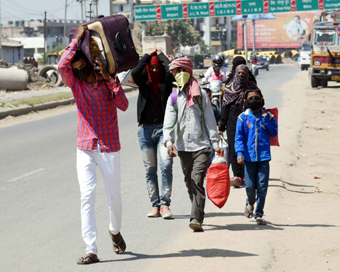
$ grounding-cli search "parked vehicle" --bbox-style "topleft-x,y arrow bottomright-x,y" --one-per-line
299,41 -> 311,70
309,11 -> 340,88
257,56 -> 269,71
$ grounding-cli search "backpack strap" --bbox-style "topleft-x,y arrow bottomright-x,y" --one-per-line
170,89 -> 178,133
196,96 -> 205,139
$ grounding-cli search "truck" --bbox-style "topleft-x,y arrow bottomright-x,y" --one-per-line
299,41 -> 312,71
309,11 -> 340,87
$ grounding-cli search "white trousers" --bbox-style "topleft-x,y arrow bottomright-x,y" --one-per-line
76,148 -> 122,255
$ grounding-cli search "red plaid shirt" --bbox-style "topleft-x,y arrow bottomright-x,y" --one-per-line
58,39 -> 129,153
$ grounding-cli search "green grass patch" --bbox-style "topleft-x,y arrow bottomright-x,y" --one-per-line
1,92 -> 74,108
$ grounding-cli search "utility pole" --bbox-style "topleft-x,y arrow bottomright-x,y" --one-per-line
76,0 -> 84,22
94,0 -> 98,18
84,0 -> 87,22
44,11 -> 47,65
252,19 -> 256,58
64,0 -> 68,47
0,0 -> 2,60
243,15 -> 248,63
88,2 -> 93,20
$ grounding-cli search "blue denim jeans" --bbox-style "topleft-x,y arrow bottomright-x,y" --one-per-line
138,125 -> 173,207
244,161 -> 270,218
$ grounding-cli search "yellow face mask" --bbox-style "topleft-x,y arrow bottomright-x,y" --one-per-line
175,72 -> 191,90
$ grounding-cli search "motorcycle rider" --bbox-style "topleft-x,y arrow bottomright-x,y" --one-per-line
202,54 -> 230,84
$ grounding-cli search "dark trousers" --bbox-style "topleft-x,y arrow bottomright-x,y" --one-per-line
226,106 -> 244,178
244,161 -> 270,218
178,147 -> 211,223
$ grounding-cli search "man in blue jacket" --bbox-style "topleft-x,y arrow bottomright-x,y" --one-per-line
235,87 -> 278,225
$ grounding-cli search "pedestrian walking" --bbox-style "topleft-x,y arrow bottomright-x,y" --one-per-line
219,60 -> 257,188
235,87 -> 278,225
58,25 -> 128,265
163,57 -> 223,232
131,48 -> 174,218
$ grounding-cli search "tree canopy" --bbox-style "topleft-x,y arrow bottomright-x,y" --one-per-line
144,19 -> 201,47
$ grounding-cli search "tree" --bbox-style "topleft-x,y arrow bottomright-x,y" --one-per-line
144,19 -> 201,47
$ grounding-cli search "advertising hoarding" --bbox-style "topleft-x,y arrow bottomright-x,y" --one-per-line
237,12 -> 317,49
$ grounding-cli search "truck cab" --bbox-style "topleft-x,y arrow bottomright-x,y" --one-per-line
310,11 -> 340,87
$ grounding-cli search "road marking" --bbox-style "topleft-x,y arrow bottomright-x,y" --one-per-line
6,168 -> 45,182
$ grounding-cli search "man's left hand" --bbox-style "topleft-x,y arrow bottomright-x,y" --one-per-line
95,58 -> 111,81
214,147 -> 224,155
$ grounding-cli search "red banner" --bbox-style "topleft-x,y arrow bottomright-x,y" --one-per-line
318,0 -> 324,10
183,3 -> 188,19
209,2 -> 215,17
237,12 -> 317,49
156,5 -> 162,20
236,0 -> 241,15
291,0 -> 296,12
263,0 -> 269,14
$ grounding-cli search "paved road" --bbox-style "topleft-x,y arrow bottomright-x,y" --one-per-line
0,64 -> 298,271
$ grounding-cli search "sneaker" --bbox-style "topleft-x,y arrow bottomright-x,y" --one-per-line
160,206 -> 173,219
147,207 -> 160,218
189,219 -> 204,232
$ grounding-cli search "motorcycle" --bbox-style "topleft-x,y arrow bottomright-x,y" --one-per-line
251,63 -> 259,77
209,80 -> 223,112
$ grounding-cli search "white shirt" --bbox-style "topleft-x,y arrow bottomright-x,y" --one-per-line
201,66 -> 230,83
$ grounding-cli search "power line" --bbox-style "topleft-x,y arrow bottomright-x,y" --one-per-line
1,2 -> 42,16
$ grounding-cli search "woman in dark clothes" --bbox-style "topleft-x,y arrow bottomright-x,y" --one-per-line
219,60 -> 257,188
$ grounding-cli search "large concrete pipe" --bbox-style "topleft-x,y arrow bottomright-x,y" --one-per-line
38,65 -> 63,87
0,67 -> 28,90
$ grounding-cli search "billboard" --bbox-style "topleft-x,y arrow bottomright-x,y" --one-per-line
237,12 -> 317,49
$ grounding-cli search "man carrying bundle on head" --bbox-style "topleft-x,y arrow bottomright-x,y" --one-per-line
58,24 -> 128,265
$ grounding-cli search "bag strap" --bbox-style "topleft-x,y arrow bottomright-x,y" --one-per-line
170,90 -> 178,133
196,96 -> 205,139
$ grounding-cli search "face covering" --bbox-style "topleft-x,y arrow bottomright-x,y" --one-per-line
73,62 -> 93,81
175,72 -> 191,90
247,97 -> 262,111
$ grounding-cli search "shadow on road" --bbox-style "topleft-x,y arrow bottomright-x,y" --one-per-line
174,212 -> 244,220
270,178 -> 314,188
204,223 -> 284,232
269,178 -> 315,194
113,248 -> 257,262
203,222 -> 337,232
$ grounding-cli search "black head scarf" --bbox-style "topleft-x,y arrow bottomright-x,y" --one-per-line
224,56 -> 257,85
223,64 -> 250,107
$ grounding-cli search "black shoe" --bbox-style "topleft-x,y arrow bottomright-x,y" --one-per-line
189,219 -> 204,232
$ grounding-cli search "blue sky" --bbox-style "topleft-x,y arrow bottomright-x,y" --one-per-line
1,0 -> 110,24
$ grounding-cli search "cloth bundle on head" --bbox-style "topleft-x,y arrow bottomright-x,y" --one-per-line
223,64 -> 253,109
169,57 -> 200,107
146,55 -> 163,95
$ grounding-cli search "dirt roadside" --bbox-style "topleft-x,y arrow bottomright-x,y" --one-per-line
0,88 -> 138,128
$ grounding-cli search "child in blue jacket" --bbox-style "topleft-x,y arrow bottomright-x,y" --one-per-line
235,87 -> 278,225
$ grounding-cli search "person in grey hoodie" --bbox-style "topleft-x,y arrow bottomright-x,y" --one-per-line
163,57 -> 223,232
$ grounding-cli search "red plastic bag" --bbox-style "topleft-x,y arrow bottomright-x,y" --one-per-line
207,155 -> 230,209
264,107 -> 279,147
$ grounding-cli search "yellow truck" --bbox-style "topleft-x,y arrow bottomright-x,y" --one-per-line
310,11 -> 340,87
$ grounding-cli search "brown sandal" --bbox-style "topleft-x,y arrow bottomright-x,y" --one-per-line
109,231 -> 126,254
77,253 -> 99,265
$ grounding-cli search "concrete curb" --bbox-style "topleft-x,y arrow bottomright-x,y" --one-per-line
0,86 -> 135,120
